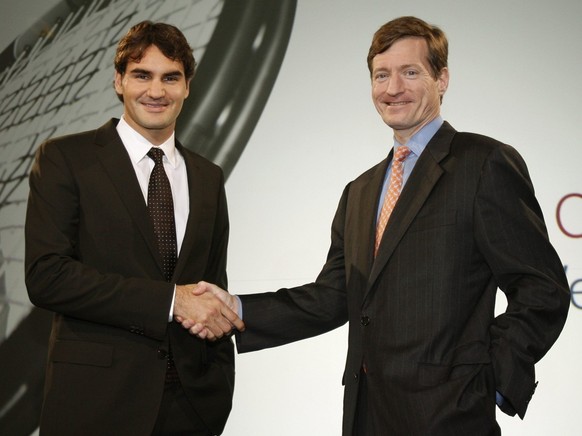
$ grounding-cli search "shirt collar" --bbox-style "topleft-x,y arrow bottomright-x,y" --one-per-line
116,116 -> 178,167
393,116 -> 443,157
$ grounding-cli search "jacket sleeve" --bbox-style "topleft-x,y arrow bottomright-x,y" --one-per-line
25,138 -> 173,340
474,144 -> 569,418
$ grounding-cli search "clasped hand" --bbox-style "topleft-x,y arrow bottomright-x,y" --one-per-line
174,282 -> 243,340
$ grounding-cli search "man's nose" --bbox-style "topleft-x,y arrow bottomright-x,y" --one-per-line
147,80 -> 165,98
385,75 -> 404,95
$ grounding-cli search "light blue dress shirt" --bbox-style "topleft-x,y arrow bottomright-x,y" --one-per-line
376,116 -> 444,221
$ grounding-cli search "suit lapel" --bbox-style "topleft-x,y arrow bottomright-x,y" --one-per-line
343,158 -> 389,308
360,157 -> 391,276
366,122 -> 457,296
172,143 -> 200,281
93,120 -> 164,277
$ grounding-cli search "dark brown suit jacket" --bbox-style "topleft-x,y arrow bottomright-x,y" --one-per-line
237,121 -> 569,435
25,119 -> 233,435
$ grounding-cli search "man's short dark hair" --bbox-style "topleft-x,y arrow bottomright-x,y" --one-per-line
114,20 -> 196,80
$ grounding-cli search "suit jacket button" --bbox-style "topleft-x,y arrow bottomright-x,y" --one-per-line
157,349 -> 168,359
353,372 -> 359,381
361,316 -> 370,326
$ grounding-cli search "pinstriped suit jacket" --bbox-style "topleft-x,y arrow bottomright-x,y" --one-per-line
237,121 -> 569,435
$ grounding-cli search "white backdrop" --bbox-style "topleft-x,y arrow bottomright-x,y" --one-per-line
3,0 -> 581,435
224,1 -> 582,435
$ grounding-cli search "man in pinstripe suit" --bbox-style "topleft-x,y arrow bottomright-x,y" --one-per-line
183,16 -> 569,436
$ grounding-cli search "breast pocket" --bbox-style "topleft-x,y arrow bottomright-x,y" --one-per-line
408,208 -> 457,233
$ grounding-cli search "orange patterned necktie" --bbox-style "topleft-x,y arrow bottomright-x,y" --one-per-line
374,146 -> 411,256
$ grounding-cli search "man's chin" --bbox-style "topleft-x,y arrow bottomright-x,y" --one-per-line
140,118 -> 173,131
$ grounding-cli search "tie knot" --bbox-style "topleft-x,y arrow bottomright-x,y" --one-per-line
394,146 -> 411,162
147,147 -> 165,165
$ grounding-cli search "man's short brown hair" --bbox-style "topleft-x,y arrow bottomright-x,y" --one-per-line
367,16 -> 448,79
114,21 -> 196,80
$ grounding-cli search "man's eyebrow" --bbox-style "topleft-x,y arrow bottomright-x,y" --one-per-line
399,63 -> 422,69
162,70 -> 184,77
127,68 -> 184,77
373,63 -> 423,72
128,68 -> 151,75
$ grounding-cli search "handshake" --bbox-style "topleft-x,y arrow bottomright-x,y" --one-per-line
173,281 -> 244,340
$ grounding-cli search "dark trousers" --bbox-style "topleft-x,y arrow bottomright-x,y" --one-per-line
354,370 -> 375,436
151,381 -> 213,436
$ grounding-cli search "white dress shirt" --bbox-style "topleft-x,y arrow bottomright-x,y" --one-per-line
116,115 -> 188,319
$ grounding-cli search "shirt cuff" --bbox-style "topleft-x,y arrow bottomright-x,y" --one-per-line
234,295 -> 243,319
496,391 -> 505,407
168,285 -> 176,322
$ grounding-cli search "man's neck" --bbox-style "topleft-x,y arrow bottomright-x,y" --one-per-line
393,116 -> 441,145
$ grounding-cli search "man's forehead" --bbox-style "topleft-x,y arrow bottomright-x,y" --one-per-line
372,38 -> 430,69
125,47 -> 185,75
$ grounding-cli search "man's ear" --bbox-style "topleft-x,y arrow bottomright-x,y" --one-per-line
184,78 -> 191,99
114,71 -> 124,95
437,67 -> 449,96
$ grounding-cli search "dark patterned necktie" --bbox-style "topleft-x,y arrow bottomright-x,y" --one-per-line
147,147 -> 177,282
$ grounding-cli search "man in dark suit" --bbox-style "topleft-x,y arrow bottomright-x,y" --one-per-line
25,21 -> 243,435
183,16 -> 570,435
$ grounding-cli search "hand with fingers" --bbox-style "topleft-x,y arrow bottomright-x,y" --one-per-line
173,283 -> 244,341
